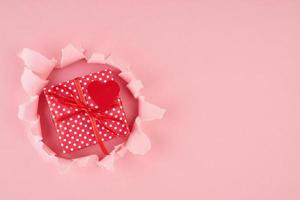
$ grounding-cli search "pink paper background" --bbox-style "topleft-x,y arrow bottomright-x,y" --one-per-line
1,1 -> 300,200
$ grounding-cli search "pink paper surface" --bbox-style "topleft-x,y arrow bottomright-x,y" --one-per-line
1,1 -> 300,200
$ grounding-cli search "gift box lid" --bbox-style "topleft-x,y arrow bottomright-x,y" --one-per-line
43,68 -> 130,154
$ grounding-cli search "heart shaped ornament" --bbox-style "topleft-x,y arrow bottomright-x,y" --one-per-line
87,80 -> 120,111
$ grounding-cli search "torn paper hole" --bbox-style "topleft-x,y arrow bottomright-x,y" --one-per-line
139,96 -> 166,121
87,53 -> 108,64
126,117 -> 151,155
59,44 -> 85,68
127,80 -> 143,98
21,68 -> 49,96
19,48 -> 57,79
18,46 -> 165,170
18,96 -> 39,122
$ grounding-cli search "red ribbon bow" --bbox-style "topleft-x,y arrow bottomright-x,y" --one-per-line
47,78 -> 123,155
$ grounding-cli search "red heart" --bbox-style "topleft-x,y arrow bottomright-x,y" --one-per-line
87,80 -> 120,111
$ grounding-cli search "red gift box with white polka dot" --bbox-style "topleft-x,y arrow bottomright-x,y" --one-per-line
43,69 -> 130,154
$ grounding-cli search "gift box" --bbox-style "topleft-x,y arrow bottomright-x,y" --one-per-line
43,68 -> 130,154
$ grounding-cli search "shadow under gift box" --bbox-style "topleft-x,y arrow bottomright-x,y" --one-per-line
43,68 -> 130,156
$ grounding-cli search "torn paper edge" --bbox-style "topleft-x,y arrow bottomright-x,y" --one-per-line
19,48 -> 57,79
18,44 -> 166,172
21,68 -> 49,96
125,117 -> 151,155
87,53 -> 108,64
59,44 -> 86,68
